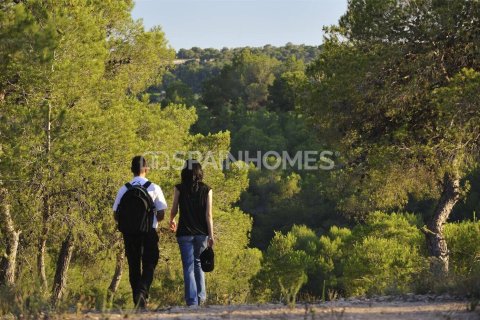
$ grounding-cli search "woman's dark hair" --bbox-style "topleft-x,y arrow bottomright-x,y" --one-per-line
181,159 -> 203,192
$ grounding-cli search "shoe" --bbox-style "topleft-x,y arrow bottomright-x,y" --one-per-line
135,293 -> 147,311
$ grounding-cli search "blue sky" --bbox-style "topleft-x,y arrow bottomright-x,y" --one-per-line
132,0 -> 348,50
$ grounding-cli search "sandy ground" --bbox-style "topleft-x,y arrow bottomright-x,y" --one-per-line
54,299 -> 480,320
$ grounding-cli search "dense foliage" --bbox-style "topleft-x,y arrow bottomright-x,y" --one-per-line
303,0 -> 480,275
1,0 -> 480,315
150,45 -> 345,250
0,0 -> 259,315
253,214 -> 480,303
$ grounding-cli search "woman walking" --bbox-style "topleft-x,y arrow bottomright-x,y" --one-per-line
169,159 -> 214,306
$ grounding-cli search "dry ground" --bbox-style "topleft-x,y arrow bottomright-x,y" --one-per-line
52,298 -> 480,320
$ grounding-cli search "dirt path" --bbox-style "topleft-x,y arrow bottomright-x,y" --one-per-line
57,300 -> 480,320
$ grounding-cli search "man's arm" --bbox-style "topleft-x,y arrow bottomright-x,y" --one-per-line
112,186 -> 125,222
156,209 -> 165,222
153,184 -> 168,223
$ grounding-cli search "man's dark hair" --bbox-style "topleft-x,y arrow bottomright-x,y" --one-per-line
131,156 -> 148,176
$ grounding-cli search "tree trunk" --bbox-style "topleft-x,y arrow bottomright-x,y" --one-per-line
38,101 -> 52,292
38,232 -> 48,292
423,173 -> 460,276
37,194 -> 49,292
0,188 -> 21,287
106,250 -> 125,307
51,232 -> 75,307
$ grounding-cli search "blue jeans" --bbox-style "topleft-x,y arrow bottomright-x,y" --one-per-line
177,235 -> 208,306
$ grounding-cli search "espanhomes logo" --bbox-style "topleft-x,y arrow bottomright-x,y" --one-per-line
142,150 -> 337,171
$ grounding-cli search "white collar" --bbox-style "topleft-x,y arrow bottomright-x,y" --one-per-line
130,176 -> 149,184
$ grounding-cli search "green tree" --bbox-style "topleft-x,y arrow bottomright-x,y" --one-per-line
303,0 -> 480,275
202,49 -> 280,112
0,0 -> 174,308
268,56 -> 306,112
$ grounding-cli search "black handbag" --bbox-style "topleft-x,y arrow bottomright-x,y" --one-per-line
200,246 -> 215,272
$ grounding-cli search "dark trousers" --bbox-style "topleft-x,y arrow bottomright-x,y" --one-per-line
123,229 -> 159,304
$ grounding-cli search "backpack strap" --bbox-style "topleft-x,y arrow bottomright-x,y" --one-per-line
125,182 -> 133,190
143,181 -> 152,189
142,181 -> 155,215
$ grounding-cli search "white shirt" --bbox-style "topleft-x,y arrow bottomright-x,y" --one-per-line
112,176 -> 168,229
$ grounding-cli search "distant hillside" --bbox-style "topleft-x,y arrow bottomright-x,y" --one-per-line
176,43 -> 322,63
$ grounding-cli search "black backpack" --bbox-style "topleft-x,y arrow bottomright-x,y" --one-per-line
116,181 -> 154,235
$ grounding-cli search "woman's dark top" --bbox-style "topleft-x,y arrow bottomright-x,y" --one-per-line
175,182 -> 211,237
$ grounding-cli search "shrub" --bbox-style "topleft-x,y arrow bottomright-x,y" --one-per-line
252,213 -> 479,301
444,221 -> 480,297
316,226 -> 352,296
354,212 -> 424,249
251,231 -> 310,305
342,236 -> 424,296
288,225 -> 323,296
445,221 -> 480,276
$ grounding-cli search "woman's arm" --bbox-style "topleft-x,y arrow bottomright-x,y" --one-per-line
169,186 -> 180,232
206,189 -> 214,247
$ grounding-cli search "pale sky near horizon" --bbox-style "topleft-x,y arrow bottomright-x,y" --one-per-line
132,0 -> 348,50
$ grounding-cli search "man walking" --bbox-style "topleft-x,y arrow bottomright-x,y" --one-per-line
113,156 -> 167,309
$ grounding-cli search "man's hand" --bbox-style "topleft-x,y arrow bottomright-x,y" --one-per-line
156,210 -> 165,222
169,219 -> 177,232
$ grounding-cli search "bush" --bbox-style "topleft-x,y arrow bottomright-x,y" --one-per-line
354,212 -> 425,249
0,285 -> 51,318
343,236 -> 424,296
252,213 -> 480,301
316,226 -> 352,296
444,221 -> 480,297
251,231 -> 310,305
445,221 -> 480,276
314,212 -> 426,297
208,208 -> 262,304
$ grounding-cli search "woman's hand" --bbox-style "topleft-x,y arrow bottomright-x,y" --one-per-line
169,219 -> 177,232
208,236 -> 215,248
